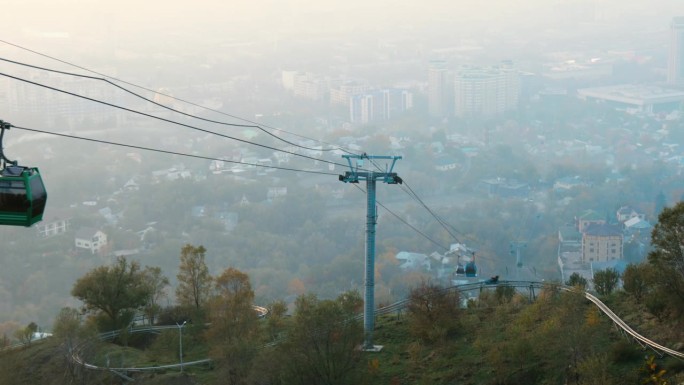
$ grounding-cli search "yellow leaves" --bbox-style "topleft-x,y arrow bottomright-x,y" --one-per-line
585,307 -> 601,327
368,357 -> 380,374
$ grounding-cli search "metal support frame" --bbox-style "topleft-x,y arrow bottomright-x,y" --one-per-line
0,120 -> 16,169
339,154 -> 401,350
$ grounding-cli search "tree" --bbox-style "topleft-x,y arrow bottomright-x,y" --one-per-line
566,272 -> 588,289
406,281 -> 460,344
13,322 -> 37,346
648,201 -> 684,280
276,291 -> 364,385
206,268 -> 260,385
266,299 -> 288,341
176,244 -> 212,311
71,256 -> 152,330
52,307 -> 82,342
654,191 -> 667,218
592,268 -> 620,296
622,263 -> 654,302
142,266 -> 169,325
648,201 -> 684,313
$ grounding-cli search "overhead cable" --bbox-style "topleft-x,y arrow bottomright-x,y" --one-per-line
0,40 -> 358,154
11,124 -> 338,176
0,71 -> 356,170
351,184 -> 449,252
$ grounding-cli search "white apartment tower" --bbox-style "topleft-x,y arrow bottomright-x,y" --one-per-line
668,17 -> 684,85
428,60 -> 451,117
454,61 -> 520,117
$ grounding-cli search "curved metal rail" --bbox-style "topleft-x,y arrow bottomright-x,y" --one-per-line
72,280 -> 684,378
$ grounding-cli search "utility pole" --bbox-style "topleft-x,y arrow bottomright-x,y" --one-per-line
339,154 -> 402,351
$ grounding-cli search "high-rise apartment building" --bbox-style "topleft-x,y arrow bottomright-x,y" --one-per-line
453,62 -> 520,117
350,89 -> 414,124
668,17 -> 684,85
428,60 -> 451,118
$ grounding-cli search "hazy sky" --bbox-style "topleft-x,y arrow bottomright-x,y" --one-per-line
5,0 -> 683,43
2,0 -> 684,82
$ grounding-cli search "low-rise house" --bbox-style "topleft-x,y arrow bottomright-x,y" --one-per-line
616,206 -> 645,223
553,176 -> 587,191
395,252 -> 431,271
75,228 -> 108,254
267,187 -> 288,201
623,216 -> 652,237
558,225 -> 581,247
576,210 -> 605,233
35,210 -> 72,239
476,178 -> 529,198
434,156 -> 458,171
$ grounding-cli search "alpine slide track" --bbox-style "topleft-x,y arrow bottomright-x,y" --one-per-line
64,281 -> 683,381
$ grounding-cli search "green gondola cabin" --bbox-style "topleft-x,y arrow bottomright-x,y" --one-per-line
0,165 -> 47,226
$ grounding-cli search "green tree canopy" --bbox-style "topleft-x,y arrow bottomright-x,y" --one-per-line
647,201 -> 684,317
622,263 -> 654,302
566,272 -> 588,289
592,268 -> 620,296
71,256 -> 152,330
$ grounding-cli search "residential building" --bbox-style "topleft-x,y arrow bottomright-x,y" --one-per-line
349,89 -> 413,124
453,61 -> 520,117
395,251 -> 431,271
475,178 -> 529,198
623,217 -> 652,238
330,82 -> 370,106
434,156 -> 458,172
576,210 -> 605,233
35,210 -> 71,239
616,206 -> 645,223
668,17 -> 684,85
75,228 -> 108,254
581,223 -> 623,263
577,84 -> 684,114
428,60 -> 451,117
5,69 -> 125,128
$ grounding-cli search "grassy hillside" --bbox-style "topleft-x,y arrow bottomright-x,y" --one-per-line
1,288 -> 684,385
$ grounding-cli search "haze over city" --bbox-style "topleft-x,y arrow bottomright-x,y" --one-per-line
2,1 -> 684,383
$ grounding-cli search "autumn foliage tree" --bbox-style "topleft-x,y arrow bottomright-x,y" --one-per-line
406,281 -> 461,343
275,291 -> 364,385
176,244 -> 212,311
206,267 -> 259,385
141,266 -> 169,325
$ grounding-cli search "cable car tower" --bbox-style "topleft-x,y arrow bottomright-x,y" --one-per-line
339,153 -> 401,351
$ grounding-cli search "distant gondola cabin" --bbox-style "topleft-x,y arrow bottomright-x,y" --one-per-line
465,261 -> 478,277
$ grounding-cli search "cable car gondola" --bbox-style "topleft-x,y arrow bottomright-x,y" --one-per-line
0,120 -> 47,227
465,261 -> 478,277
